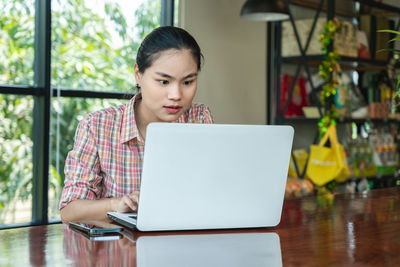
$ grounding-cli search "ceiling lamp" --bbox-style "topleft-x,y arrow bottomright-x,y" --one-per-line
240,0 -> 290,21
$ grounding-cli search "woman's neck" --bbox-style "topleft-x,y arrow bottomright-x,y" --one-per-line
135,100 -> 148,141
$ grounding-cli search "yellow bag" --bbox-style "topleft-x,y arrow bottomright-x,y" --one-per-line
306,124 -> 350,186
288,149 -> 309,178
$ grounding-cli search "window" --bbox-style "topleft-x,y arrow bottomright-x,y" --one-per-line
0,95 -> 33,224
0,0 -> 35,86
52,0 -> 161,92
0,0 -> 175,228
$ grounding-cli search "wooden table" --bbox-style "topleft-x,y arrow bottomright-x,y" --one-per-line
1,187 -> 399,266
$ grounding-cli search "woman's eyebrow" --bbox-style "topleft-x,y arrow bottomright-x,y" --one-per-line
155,72 -> 173,79
183,73 -> 198,79
155,72 -> 198,80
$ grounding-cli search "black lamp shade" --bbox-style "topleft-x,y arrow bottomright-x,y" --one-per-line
240,0 -> 289,21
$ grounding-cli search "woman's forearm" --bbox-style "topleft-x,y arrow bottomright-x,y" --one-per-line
60,198 -> 114,224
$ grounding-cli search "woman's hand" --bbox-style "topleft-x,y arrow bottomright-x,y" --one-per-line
111,192 -> 140,213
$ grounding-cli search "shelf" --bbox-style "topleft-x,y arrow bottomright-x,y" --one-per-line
336,175 -> 400,189
278,117 -> 319,124
282,55 -> 323,64
340,56 -> 388,66
340,174 -> 399,182
337,117 -> 400,124
282,55 -> 388,67
277,116 -> 400,124
289,0 -> 356,18
273,0 -> 400,127
289,0 -> 400,16
356,0 -> 400,14
348,175 -> 400,184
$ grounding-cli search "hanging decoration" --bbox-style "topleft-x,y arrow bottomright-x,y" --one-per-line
318,19 -> 341,136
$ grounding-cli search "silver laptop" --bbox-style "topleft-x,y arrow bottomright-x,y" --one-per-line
108,123 -> 294,231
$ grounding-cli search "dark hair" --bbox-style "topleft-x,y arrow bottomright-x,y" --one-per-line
136,26 -> 203,73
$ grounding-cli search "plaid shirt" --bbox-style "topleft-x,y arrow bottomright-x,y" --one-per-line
59,94 -> 214,209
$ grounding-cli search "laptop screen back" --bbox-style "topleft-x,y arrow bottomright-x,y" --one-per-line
137,123 -> 294,231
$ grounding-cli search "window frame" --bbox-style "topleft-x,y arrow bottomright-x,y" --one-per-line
0,0 -> 175,229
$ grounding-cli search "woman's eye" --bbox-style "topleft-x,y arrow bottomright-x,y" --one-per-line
183,80 -> 194,85
158,80 -> 169,85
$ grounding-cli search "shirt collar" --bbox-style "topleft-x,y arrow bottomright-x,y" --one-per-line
120,93 -> 142,144
120,94 -> 194,144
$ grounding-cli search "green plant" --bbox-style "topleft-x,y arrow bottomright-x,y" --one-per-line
318,19 -> 341,136
377,29 -> 400,55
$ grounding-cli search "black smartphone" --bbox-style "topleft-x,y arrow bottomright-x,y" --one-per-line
69,225 -> 122,241
68,222 -> 123,235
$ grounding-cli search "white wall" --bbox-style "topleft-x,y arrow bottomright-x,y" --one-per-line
180,0 -> 267,124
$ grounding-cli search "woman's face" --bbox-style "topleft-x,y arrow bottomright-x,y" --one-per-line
134,48 -> 198,123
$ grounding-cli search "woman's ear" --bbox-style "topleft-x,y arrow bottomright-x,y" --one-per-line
134,63 -> 141,87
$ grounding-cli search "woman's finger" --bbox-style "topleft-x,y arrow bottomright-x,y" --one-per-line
130,194 -> 139,205
123,196 -> 137,211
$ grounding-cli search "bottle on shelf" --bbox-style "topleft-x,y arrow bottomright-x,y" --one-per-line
369,125 -> 398,176
366,72 -> 393,119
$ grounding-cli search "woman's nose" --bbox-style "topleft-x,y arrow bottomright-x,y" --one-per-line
167,84 -> 182,100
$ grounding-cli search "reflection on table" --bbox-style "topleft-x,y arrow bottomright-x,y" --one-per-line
63,226 -> 281,267
63,224 -> 137,266
135,232 -> 281,267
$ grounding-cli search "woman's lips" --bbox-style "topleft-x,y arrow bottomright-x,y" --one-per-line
164,105 -> 182,114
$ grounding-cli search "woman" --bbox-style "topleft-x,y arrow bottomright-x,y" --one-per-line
60,26 -> 213,223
